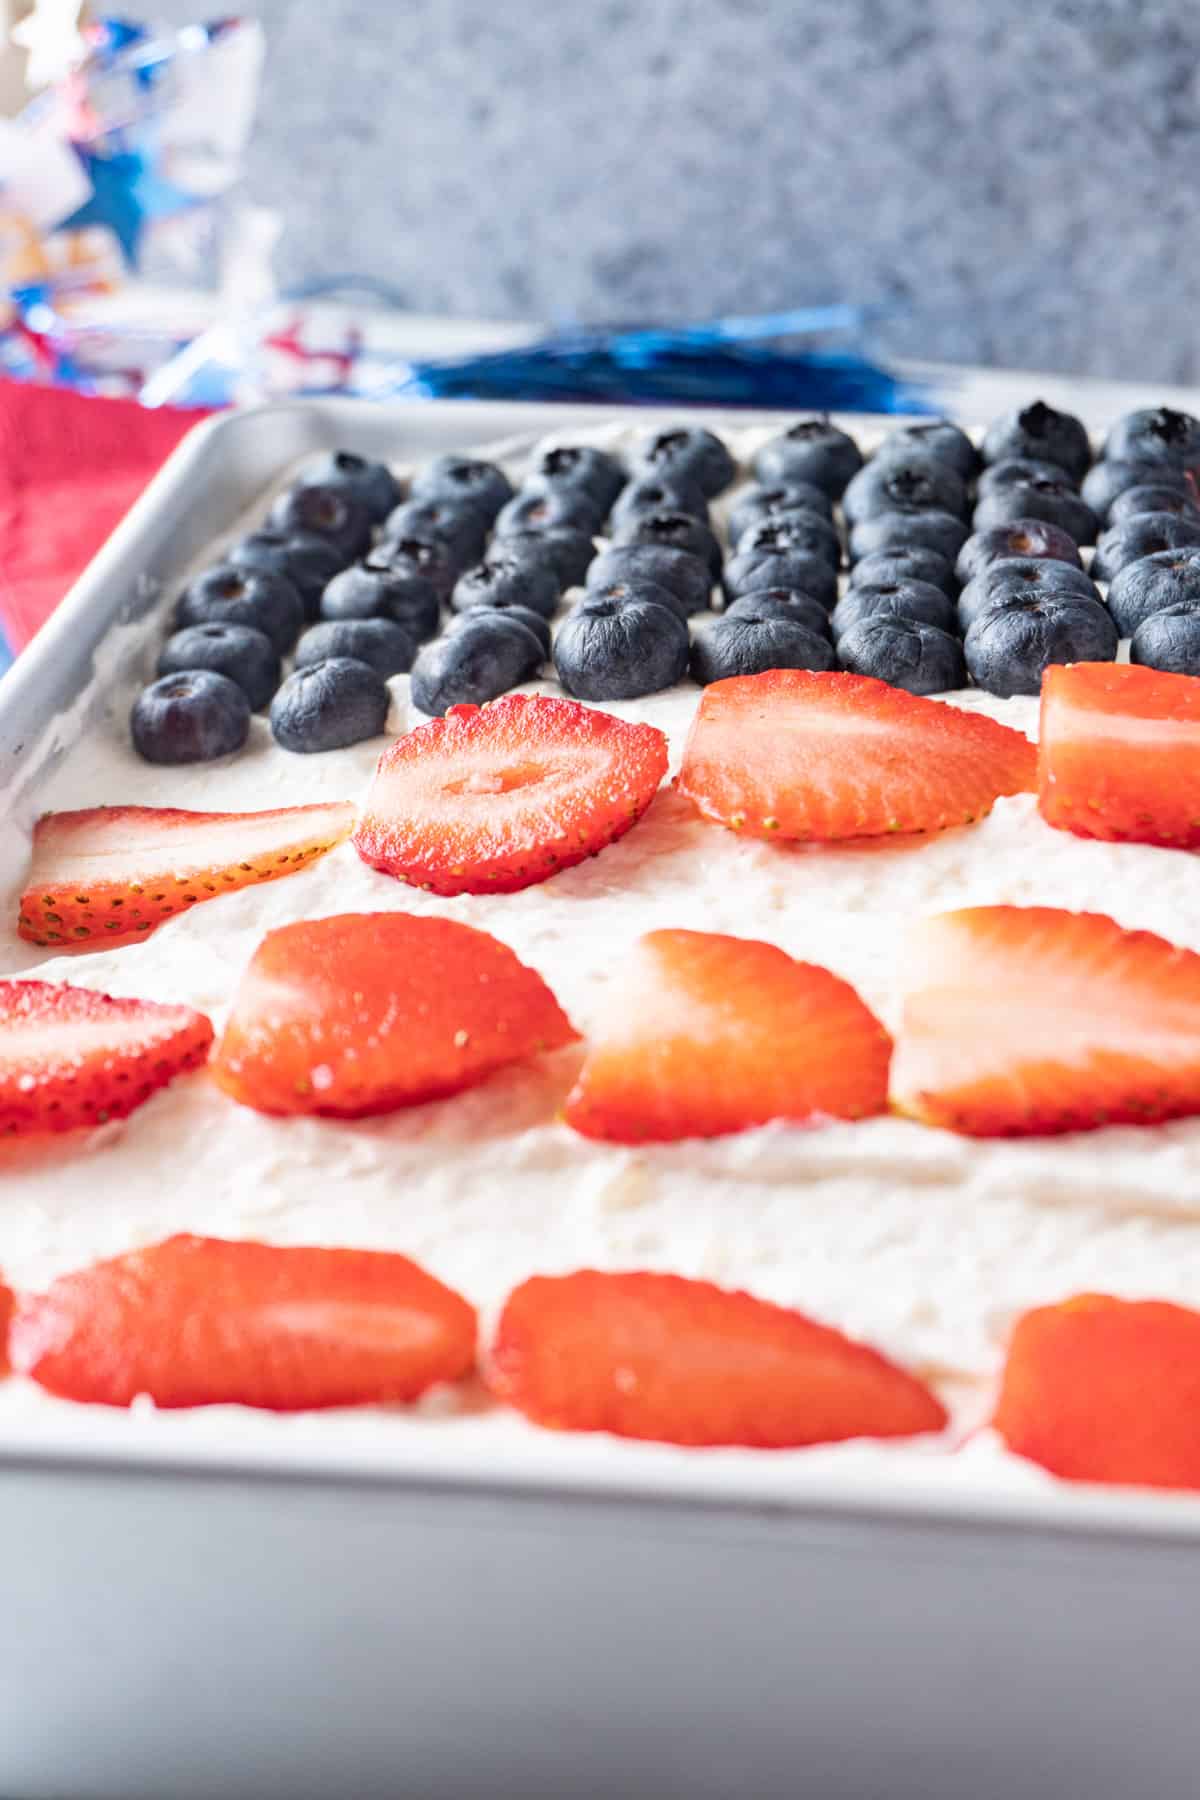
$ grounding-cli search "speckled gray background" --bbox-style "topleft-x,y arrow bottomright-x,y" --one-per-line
158,0 -> 1200,381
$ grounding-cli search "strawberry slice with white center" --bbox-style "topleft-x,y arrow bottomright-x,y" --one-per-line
891,904 -> 1200,1136
352,693 -> 669,895
18,801 -> 356,948
1039,661 -> 1200,847
0,979 -> 213,1136
565,928 -> 891,1142
11,1233 -> 476,1409
677,669 -> 1036,840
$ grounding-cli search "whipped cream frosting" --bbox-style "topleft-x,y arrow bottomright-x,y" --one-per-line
2,417 -> 1199,1505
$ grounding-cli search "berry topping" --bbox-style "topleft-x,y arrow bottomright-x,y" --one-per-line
553,590 -> 689,701
1131,605 -> 1200,676
175,564 -> 304,654
495,485 -> 603,539
972,479 -> 1097,547
874,418 -> 980,482
268,481 -> 372,561
1091,511 -> 1200,582
837,618 -> 966,696
978,455 -> 1076,497
633,424 -> 737,498
1104,406 -> 1200,474
963,594 -> 1117,698
1038,661 -> 1200,847
842,453 -> 968,526
532,443 -> 626,513
212,912 -> 576,1117
727,480 -> 834,548
848,508 -> 969,567
891,904 -> 1200,1136
831,577 -> 958,640
11,1234 -> 476,1411
994,1295 -> 1200,1490
158,622 -> 280,712
981,400 -> 1092,483
371,534 -> 460,602
723,541 -> 837,610
303,450 -> 402,524
294,618 -> 415,679
320,557 -> 441,640
614,506 -> 722,576
753,417 -> 863,499
1106,548 -> 1200,637
954,519 -> 1083,586
446,601 -> 551,657
956,556 -> 1099,631
409,453 -> 514,524
228,530 -> 346,619
689,611 -> 834,685
848,545 -> 958,600
1108,482 -> 1200,527
564,928 -> 891,1142
494,527 -> 595,589
489,1271 -> 946,1448
610,472 -> 709,530
410,614 -> 543,714
724,589 -> 832,641
677,669 -> 1035,841
131,669 -> 250,766
269,658 -> 390,754
0,980 -> 212,1135
586,542 -> 713,616
451,554 -> 560,620
18,800 -> 355,947
1082,457 -> 1196,523
383,496 -> 488,566
353,693 -> 667,895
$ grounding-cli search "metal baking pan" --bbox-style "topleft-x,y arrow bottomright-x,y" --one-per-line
1,398 -> 1199,1800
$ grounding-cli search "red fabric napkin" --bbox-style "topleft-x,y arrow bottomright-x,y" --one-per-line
0,381 -> 213,650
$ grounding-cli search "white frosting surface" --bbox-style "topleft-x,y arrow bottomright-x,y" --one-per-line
2,416 -> 1199,1508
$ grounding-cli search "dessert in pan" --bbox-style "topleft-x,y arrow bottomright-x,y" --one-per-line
4,399 -> 1200,1494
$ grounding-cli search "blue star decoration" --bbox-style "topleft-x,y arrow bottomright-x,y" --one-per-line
62,144 -> 195,268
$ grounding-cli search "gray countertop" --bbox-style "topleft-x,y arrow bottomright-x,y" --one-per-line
152,0 -> 1200,384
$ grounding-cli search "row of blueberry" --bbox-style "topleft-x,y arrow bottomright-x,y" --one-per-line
129,405 -> 1200,762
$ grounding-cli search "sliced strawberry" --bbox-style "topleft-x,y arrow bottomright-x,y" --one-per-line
677,669 -> 1035,841
11,1233 -> 476,1410
489,1270 -> 947,1447
995,1294 -> 1200,1490
565,928 -> 890,1143
892,904 -> 1200,1136
1039,661 -> 1200,848
0,979 -> 213,1136
18,800 -> 356,948
352,693 -> 668,895
212,911 -> 577,1117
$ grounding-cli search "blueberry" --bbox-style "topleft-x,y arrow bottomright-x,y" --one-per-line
848,546 -> 958,600
964,596 -> 1118,697
303,450 -> 401,524
634,425 -> 736,498
227,530 -> 346,620
268,483 -> 372,562
1103,408 -> 1200,476
320,558 -> 441,640
1082,459 -> 1195,523
586,575 -> 689,622
495,527 -> 595,589
978,456 -> 1076,498
739,510 -> 841,570
409,454 -> 514,524
955,521 -> 1084,586
838,618 -> 967,695
1108,484 -> 1200,527
447,601 -> 552,657
371,534 -> 460,602
383,497 -> 487,566
727,480 -> 833,547
131,670 -> 250,764
158,623 -> 280,712
294,618 -> 416,678
972,479 -> 1097,547
532,443 -> 625,513
724,589 -> 833,641
981,400 -> 1092,482
1106,549 -> 1200,636
842,453 -> 968,526
410,616 -> 544,715
553,593 -> 689,700
849,510 -> 969,567
723,544 -> 837,609
753,417 -> 863,498
610,473 -> 709,531
1130,604 -> 1200,675
690,613 -> 835,685
957,558 -> 1100,631
831,579 -> 957,640
175,565 -> 304,654
1092,513 -> 1200,583
874,419 -> 979,483
270,658 -> 390,752
586,543 -> 712,616
495,484 -> 603,537
615,508 -> 722,576
452,555 -> 560,620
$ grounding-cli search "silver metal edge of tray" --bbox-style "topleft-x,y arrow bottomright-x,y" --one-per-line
1,398 -> 1198,1800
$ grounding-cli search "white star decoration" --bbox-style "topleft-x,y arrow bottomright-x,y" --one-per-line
12,0 -> 87,91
